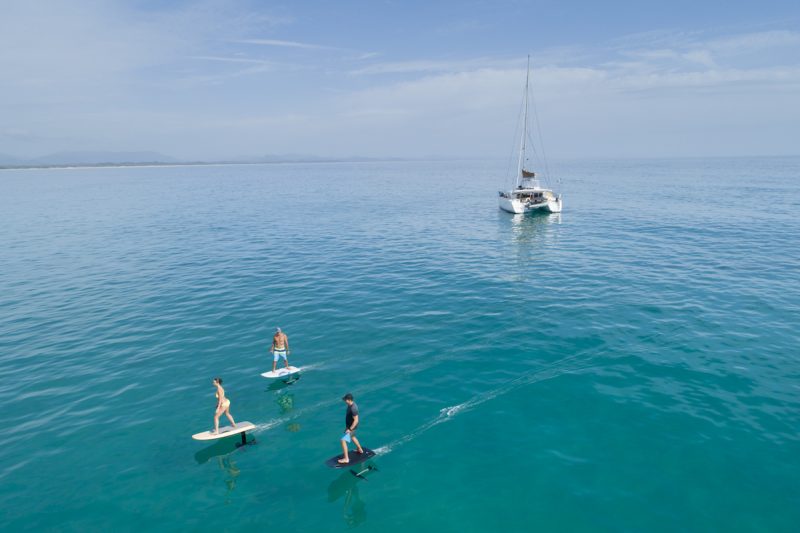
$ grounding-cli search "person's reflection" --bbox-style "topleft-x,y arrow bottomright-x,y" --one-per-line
277,393 -> 294,414
328,470 -> 368,527
276,393 -> 302,432
343,483 -> 366,527
217,455 -> 240,504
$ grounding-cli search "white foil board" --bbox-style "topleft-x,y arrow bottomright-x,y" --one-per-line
192,421 -> 255,441
261,366 -> 302,379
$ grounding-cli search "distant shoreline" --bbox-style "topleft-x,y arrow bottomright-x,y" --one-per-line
0,159 -> 391,171
0,156 -> 477,171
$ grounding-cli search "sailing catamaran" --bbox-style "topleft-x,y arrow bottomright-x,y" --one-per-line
498,57 -> 562,214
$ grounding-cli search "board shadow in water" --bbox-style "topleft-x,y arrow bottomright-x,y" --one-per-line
194,435 -> 256,465
266,374 -> 301,391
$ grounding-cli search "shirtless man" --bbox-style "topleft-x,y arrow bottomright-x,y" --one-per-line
338,393 -> 365,464
270,327 -> 290,372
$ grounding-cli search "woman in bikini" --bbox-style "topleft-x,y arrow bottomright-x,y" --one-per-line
212,377 -> 237,434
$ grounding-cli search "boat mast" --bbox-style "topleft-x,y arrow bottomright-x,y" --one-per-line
516,55 -> 530,187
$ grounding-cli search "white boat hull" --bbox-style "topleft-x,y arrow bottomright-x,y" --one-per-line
498,196 -> 562,214
498,196 -> 524,214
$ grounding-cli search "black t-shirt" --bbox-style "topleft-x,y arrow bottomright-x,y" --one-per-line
346,402 -> 359,429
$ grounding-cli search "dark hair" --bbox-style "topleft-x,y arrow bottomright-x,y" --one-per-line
214,377 -> 223,384
342,393 -> 353,401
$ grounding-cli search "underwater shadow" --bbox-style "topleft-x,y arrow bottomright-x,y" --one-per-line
327,468 -> 375,528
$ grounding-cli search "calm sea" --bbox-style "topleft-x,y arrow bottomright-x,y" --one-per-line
1,158 -> 799,531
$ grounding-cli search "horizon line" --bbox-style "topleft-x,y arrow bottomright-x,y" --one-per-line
2,153 -> 800,172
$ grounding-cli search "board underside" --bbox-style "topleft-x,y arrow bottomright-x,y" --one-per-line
325,448 -> 376,468
261,366 -> 302,379
192,421 -> 256,441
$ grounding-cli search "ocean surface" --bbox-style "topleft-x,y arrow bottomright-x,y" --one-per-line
1,157 -> 799,531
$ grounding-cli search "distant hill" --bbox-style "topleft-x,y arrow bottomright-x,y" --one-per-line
26,151 -> 176,166
251,153 -> 406,163
0,151 -> 339,167
252,153 -> 327,163
0,153 -> 25,166
0,151 -> 422,169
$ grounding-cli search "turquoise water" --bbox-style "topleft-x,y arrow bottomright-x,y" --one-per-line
1,158 -> 799,531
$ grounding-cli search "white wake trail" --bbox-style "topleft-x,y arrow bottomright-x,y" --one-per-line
375,358 -> 596,456
255,351 -> 597,447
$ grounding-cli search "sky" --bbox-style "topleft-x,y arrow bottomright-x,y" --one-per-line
1,0 -> 799,160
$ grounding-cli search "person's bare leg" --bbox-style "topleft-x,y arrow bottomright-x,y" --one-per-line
272,356 -> 277,372
351,435 -> 364,454
225,407 -> 236,428
284,356 -> 290,369
338,439 -> 350,463
213,410 -> 222,433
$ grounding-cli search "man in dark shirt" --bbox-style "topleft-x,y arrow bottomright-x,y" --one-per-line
339,393 -> 365,464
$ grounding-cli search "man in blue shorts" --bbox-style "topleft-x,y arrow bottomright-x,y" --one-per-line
339,393 -> 365,463
270,327 -> 290,372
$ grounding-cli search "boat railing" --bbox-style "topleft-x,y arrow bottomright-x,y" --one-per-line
519,178 -> 541,189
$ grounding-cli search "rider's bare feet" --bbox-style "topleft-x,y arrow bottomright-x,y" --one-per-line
338,458 -> 349,464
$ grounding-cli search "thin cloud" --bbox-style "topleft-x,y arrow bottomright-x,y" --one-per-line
683,50 -> 715,67
348,48 -> 588,77
608,29 -> 703,51
339,27 -> 800,123
349,57 -> 522,76
356,52 -> 380,60
234,38 -> 334,50
350,60 -> 458,75
190,55 -> 273,65
706,30 -> 800,53
615,30 -> 800,70
177,64 -> 275,85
